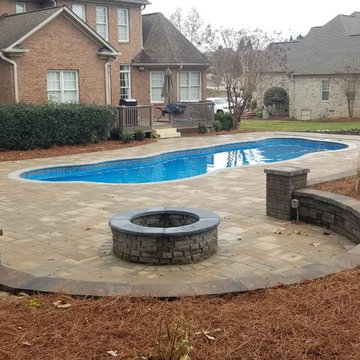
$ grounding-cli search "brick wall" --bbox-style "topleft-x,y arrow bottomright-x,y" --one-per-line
15,14 -> 108,104
0,60 -> 14,104
0,0 -> 41,15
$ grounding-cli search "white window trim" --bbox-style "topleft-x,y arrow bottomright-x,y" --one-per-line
72,3 -> 86,21
321,80 -> 330,101
120,65 -> 131,99
117,8 -> 129,42
47,70 -> 79,104
16,2 -> 26,13
150,71 -> 164,104
96,6 -> 108,41
179,71 -> 202,102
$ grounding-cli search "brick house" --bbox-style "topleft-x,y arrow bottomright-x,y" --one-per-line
260,11 -> 360,120
0,0 -> 209,107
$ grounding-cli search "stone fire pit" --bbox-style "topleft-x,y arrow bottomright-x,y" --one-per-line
109,206 -> 220,265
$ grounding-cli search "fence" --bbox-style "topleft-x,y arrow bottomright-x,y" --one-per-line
114,105 -> 153,134
114,102 -> 214,134
170,101 -> 214,129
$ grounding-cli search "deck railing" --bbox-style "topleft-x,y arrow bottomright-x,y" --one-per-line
114,102 -> 214,134
114,105 -> 153,134
170,101 -> 214,129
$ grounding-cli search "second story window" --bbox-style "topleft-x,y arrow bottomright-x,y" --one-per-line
321,80 -> 330,101
72,4 -> 86,21
96,6 -> 108,40
117,8 -> 129,42
16,2 -> 26,13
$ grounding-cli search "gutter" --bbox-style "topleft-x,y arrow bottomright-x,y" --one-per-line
0,52 -> 19,103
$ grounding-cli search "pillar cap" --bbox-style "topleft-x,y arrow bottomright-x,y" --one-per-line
264,167 -> 310,177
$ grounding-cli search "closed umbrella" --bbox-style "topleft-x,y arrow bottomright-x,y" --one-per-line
161,68 -> 176,104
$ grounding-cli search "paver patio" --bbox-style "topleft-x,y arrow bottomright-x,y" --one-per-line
1,132 -> 360,296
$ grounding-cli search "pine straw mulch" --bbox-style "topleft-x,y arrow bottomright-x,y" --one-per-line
0,139 -> 156,162
311,176 -> 360,201
1,266 -> 360,360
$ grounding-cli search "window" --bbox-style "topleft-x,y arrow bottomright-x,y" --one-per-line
117,8 -> 129,42
96,6 -> 108,40
150,71 -> 164,103
72,4 -> 86,21
321,80 -> 330,101
16,2 -> 26,13
47,71 -> 79,103
120,65 -> 131,99
179,71 -> 201,101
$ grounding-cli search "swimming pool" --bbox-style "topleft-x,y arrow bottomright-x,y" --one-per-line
20,137 -> 347,184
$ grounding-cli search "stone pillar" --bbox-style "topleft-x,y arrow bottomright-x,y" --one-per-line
264,167 -> 309,220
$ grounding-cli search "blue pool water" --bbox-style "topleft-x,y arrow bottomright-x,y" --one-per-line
20,138 -> 347,184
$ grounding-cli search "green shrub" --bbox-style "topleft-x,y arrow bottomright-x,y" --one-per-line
134,128 -> 146,141
213,120 -> 222,132
215,113 -> 232,130
264,87 -> 288,107
253,108 -> 263,118
121,132 -> 134,143
0,103 -> 116,150
198,122 -> 208,134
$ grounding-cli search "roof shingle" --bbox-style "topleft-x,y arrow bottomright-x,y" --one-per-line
132,12 -> 208,66
0,7 -> 59,49
270,11 -> 360,75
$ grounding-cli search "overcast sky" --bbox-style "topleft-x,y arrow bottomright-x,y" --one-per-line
144,0 -> 360,38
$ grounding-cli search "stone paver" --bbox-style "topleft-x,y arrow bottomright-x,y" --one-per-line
1,132 -> 360,296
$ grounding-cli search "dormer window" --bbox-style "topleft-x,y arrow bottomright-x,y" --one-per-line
16,2 -> 26,13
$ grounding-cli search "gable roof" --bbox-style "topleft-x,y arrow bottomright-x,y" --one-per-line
132,12 -> 209,66
0,6 -> 119,55
270,11 -> 360,75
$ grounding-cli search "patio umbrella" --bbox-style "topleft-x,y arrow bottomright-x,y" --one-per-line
161,68 -> 176,103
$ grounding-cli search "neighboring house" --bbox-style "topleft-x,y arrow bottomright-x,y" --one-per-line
260,11 -> 360,120
0,1 -> 209,107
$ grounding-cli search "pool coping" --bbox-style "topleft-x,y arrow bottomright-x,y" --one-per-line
8,134 -> 354,185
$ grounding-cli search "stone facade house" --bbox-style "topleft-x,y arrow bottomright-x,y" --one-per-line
0,0 -> 209,107
261,11 -> 360,120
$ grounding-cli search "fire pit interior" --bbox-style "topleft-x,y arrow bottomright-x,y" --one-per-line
109,206 -> 220,265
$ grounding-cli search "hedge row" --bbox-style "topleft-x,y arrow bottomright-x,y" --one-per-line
0,103 -> 117,150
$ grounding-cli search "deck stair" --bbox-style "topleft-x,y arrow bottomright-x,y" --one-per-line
152,127 -> 181,139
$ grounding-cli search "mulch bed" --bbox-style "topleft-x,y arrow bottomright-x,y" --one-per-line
0,139 -> 156,162
1,267 -> 360,359
311,176 -> 360,201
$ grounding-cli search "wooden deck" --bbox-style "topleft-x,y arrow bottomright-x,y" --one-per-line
113,102 -> 214,135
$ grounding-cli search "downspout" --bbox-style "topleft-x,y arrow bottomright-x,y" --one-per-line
0,52 -> 19,103
105,57 -> 115,105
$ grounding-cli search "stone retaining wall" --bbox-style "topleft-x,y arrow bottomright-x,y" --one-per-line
265,166 -> 360,245
293,189 -> 360,244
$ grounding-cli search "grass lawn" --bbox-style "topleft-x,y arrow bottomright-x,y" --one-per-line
239,119 -> 360,132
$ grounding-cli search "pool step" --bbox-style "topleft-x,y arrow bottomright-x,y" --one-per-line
152,127 -> 181,139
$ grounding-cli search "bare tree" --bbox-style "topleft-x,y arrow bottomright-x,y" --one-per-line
218,28 -> 283,129
336,66 -> 360,118
169,7 -> 217,52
